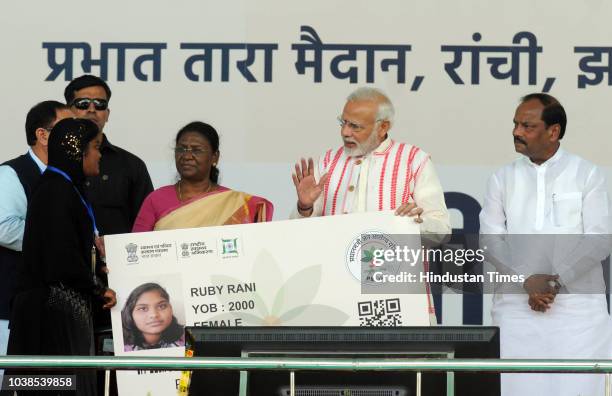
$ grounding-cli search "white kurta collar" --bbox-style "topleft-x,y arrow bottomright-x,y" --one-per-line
372,137 -> 393,156
521,146 -> 564,169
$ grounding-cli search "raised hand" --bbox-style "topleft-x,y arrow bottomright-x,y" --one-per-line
291,158 -> 329,212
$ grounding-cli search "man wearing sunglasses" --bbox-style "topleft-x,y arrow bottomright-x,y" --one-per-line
64,75 -> 153,237
64,76 -> 153,393
0,101 -> 73,384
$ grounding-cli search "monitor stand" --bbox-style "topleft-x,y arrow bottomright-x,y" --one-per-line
240,349 -> 456,396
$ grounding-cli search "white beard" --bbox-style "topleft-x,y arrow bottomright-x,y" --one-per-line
343,130 -> 381,157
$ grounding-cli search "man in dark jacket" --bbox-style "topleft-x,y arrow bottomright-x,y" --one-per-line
64,75 -> 154,237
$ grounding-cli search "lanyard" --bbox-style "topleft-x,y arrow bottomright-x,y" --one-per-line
46,166 -> 99,237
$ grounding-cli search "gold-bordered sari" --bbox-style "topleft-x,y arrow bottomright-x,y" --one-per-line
154,187 -> 273,231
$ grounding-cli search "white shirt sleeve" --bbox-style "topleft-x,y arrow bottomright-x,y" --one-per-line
554,166 -> 612,289
479,172 -> 506,234
0,165 -> 28,251
412,158 -> 451,237
478,171 -> 524,277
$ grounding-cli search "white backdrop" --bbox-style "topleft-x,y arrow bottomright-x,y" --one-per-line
1,0 -> 611,325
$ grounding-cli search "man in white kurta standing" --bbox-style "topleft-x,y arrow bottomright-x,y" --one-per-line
290,87 -> 451,324
290,87 -> 450,239
480,93 -> 612,395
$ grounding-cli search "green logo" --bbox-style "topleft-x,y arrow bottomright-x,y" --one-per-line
222,238 -> 239,255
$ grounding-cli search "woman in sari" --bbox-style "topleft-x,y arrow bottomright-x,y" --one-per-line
132,121 -> 273,232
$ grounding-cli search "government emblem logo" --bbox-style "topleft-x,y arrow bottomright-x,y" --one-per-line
125,243 -> 139,264
345,231 -> 398,284
181,243 -> 190,258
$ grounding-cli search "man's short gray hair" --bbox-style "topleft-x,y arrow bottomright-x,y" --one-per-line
346,87 -> 395,127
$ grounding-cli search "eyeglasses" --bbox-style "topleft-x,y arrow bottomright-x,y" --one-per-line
71,98 -> 109,111
174,147 -> 207,157
337,116 -> 382,132
337,117 -> 365,132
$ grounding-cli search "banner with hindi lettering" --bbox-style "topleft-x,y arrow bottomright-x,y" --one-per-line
1,0 -> 611,326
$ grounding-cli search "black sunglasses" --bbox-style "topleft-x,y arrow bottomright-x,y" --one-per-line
71,98 -> 109,111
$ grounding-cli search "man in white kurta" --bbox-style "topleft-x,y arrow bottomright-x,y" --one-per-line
480,93 -> 612,396
290,87 -> 450,241
291,87 -> 450,325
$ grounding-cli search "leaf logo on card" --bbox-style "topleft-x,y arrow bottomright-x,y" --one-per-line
125,243 -> 139,264
205,250 -> 349,326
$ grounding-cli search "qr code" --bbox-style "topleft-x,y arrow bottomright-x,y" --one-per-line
358,298 -> 402,326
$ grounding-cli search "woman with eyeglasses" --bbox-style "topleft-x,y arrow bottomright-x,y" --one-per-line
132,121 -> 273,232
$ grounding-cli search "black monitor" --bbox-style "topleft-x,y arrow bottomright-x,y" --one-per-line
186,326 -> 500,396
